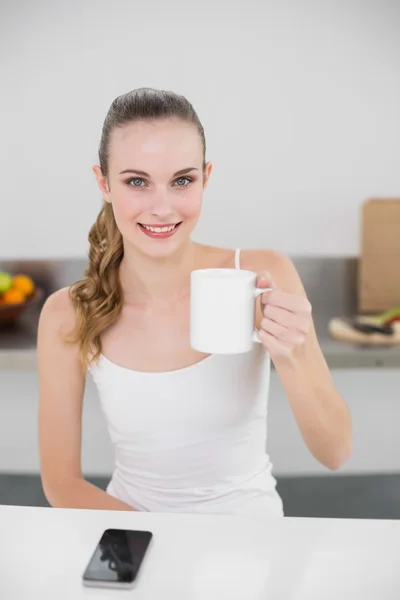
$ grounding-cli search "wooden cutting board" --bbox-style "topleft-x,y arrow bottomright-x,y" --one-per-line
358,198 -> 400,313
329,317 -> 400,346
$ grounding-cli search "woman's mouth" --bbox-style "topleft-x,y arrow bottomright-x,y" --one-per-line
138,222 -> 182,239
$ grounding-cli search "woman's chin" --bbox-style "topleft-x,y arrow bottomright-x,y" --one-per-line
130,226 -> 188,256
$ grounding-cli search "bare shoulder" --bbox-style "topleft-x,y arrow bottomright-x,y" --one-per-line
37,284 -> 87,384
38,285 -> 78,340
239,248 -> 307,296
195,243 -> 305,293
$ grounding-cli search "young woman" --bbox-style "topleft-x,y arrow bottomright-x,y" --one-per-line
37,87 -> 352,517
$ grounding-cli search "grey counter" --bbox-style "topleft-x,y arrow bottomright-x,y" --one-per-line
1,309 -> 399,371
1,255 -> 400,371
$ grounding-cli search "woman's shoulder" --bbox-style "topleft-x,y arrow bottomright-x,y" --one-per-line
239,248 -> 304,294
199,243 -> 293,276
201,244 -> 300,292
38,285 -> 78,338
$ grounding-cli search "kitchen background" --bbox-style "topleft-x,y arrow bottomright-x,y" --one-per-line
0,0 -> 400,518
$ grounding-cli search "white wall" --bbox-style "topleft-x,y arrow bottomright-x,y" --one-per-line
1,0 -> 399,259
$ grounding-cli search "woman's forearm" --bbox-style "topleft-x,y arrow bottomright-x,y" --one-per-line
274,352 -> 352,470
44,477 -> 136,511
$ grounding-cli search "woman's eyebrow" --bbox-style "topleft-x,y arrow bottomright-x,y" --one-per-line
118,167 -> 199,177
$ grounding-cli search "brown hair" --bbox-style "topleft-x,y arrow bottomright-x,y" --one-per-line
64,87 -> 207,373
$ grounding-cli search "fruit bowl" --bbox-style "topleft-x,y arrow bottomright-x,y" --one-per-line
0,270 -> 44,327
0,287 -> 44,326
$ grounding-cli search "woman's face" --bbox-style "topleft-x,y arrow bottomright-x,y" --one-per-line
93,118 -> 212,257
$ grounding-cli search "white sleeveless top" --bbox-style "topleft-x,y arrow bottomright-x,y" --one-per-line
88,249 -> 284,517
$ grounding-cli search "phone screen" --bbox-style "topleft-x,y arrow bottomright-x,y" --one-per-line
83,528 -> 153,585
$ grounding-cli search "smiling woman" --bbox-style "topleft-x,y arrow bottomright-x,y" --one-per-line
138,222 -> 183,239
37,87 -> 351,518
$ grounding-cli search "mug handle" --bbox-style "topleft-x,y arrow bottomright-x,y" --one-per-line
252,286 -> 273,343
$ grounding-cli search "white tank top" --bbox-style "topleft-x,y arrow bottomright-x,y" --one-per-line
88,249 -> 284,517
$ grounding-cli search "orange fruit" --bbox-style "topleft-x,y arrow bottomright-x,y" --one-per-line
11,274 -> 35,296
2,289 -> 25,304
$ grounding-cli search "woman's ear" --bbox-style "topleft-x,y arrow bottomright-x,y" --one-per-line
203,161 -> 213,188
92,165 -> 111,201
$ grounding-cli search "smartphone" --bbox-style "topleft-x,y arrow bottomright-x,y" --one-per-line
82,528 -> 153,589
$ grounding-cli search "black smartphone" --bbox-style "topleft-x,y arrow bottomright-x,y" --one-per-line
82,528 -> 153,589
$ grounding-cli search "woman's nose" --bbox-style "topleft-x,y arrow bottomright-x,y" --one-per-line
150,194 -> 174,217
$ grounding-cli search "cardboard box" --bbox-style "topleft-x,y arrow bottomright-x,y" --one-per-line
358,198 -> 400,313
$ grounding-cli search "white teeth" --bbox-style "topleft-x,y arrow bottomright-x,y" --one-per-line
142,224 -> 176,233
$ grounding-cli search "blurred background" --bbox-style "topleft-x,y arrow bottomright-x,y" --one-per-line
0,0 -> 399,518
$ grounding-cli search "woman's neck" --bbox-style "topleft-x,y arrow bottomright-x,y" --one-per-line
118,239 -> 201,308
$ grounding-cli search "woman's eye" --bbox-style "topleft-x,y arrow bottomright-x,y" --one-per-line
128,177 -> 146,187
126,176 -> 192,188
175,176 -> 192,186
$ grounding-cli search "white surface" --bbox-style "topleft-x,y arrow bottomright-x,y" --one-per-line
1,368 -> 400,477
1,1 -> 400,259
0,505 -> 400,599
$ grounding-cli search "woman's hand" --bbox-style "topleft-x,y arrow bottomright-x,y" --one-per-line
256,270 -> 312,359
248,251 -> 351,470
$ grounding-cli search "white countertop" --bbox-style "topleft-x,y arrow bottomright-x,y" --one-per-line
1,505 -> 400,599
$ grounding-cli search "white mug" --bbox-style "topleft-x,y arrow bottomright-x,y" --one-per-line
190,268 -> 272,354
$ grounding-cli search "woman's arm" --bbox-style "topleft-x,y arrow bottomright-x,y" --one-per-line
37,287 -> 135,511
251,249 -> 353,470
45,477 -> 134,511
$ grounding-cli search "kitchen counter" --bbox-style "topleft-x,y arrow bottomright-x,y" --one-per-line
1,255 -> 399,371
1,308 -> 399,371
1,504 -> 400,599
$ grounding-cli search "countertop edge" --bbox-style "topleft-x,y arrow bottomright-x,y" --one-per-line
1,347 -> 399,372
